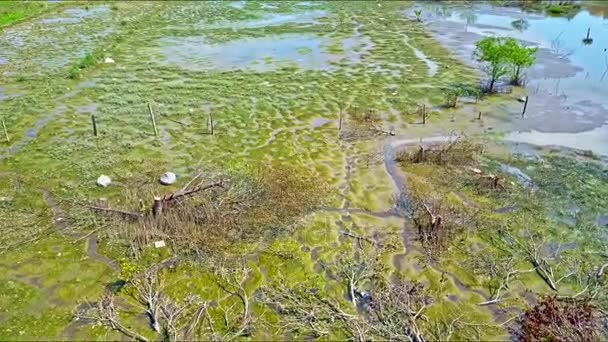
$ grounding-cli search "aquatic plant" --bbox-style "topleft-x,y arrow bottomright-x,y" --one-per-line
511,18 -> 530,32
414,9 -> 422,22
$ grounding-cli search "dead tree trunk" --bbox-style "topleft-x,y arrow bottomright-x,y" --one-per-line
422,104 -> 427,124
414,146 -> 425,163
208,112 -> 214,136
152,197 -> 163,219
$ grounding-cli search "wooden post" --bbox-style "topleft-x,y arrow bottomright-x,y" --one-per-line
415,146 -> 425,163
338,108 -> 343,131
586,27 -> 591,40
148,103 -> 158,136
478,111 -> 482,120
208,112 -> 214,136
91,115 -> 98,136
521,95 -> 529,118
422,104 -> 426,124
152,196 -> 163,219
1,120 -> 9,143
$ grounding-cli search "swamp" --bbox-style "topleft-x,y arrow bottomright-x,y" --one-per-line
0,0 -> 607,340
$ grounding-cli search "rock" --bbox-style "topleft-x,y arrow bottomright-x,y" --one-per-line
159,172 -> 176,185
104,57 -> 115,64
500,164 -> 533,188
154,240 -> 166,248
517,96 -> 526,103
96,175 -> 112,187
468,167 -> 482,174
598,215 -> 608,227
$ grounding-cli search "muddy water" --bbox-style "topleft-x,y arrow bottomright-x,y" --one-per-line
417,3 -> 608,156
507,124 -> 608,155
155,33 -> 371,72
0,5 -> 112,73
210,10 -> 328,29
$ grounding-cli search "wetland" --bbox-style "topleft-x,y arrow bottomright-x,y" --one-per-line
0,1 -> 607,340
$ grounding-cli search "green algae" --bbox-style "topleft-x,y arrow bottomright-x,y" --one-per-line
1,0 -> 606,340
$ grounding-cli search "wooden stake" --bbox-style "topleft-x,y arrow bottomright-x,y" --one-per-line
478,111 -> 482,120
422,104 -> 426,124
521,95 -> 529,118
586,27 -> 591,40
1,119 -> 9,143
148,103 -> 158,136
91,115 -> 98,136
208,112 -> 214,136
338,108 -> 343,131
152,196 -> 163,219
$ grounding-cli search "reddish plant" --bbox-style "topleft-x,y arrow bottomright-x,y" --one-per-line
519,296 -> 604,342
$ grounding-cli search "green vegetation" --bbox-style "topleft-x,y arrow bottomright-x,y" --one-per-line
68,50 -> 104,79
475,37 -> 512,92
0,1 -> 56,27
444,83 -> 482,108
504,38 -> 537,85
474,36 -> 538,91
0,1 -> 606,341
546,2 -> 581,16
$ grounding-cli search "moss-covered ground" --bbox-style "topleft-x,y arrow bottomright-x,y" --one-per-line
0,1 -> 606,340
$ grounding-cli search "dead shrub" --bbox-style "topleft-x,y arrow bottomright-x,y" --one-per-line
91,164 -> 331,257
340,108 -> 393,141
518,296 -> 607,342
411,197 -> 478,258
395,136 -> 484,166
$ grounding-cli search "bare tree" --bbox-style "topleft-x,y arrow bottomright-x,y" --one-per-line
76,292 -> 150,342
256,279 -> 365,340
365,278 -> 432,341
77,266 -> 209,341
211,262 -> 256,340
477,256 -> 535,306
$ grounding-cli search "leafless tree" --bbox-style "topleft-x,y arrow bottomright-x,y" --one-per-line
76,266 -> 209,341
477,256 -> 535,306
210,262 -> 257,340
365,278 -> 432,341
256,278 -> 363,340
76,292 -> 151,342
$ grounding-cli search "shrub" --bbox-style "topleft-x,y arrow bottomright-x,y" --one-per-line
518,296 -> 607,342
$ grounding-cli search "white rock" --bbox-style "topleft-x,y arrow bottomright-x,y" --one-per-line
154,240 -> 166,248
159,172 -> 177,185
517,96 -> 526,103
96,175 -> 112,187
104,57 -> 115,64
468,167 -> 482,174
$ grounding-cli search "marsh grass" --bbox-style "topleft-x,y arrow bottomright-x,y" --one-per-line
0,1 -> 57,27
5,1 -> 600,340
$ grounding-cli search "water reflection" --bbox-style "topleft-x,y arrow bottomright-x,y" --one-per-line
511,19 -> 530,32
155,33 -> 373,72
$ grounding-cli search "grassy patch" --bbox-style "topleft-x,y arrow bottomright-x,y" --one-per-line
0,1 -> 56,27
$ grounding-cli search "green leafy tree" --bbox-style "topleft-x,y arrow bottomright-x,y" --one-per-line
474,37 -> 538,91
474,37 -> 511,92
504,38 -> 538,85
